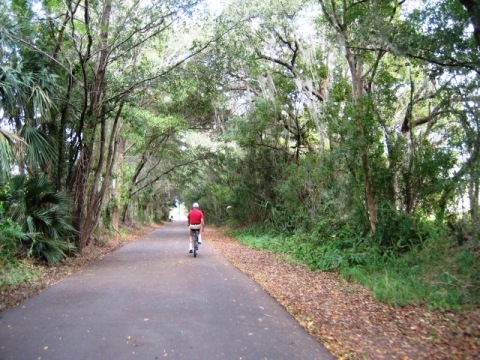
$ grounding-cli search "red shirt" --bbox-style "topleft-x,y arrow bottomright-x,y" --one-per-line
188,209 -> 204,225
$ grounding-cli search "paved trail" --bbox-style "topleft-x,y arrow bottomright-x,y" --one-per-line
0,222 -> 333,360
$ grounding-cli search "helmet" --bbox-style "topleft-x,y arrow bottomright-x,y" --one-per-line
193,202 -> 199,208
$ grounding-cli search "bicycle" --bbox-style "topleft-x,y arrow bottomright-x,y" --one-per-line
191,228 -> 200,257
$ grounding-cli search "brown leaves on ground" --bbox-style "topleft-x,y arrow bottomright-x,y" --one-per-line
206,227 -> 480,360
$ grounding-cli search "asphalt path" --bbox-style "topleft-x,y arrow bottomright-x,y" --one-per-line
0,221 -> 333,360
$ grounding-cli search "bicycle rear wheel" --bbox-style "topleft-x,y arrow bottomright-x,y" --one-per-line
193,233 -> 198,257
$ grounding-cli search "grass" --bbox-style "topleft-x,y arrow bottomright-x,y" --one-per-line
229,228 -> 480,310
0,260 -> 46,287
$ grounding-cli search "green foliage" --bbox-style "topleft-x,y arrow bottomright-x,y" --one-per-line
231,224 -> 479,309
1,0 -> 479,315
0,129 -> 22,181
341,235 -> 480,310
0,219 -> 23,264
182,0 -> 480,313
0,206 -> 26,266
374,203 -> 433,252
231,225 -> 369,271
19,125 -> 57,170
125,106 -> 186,139
27,235 -> 75,265
1,174 -> 76,264
0,261 -> 46,289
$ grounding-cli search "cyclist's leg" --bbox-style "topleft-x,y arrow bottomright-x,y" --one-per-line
193,231 -> 198,257
189,228 -> 194,253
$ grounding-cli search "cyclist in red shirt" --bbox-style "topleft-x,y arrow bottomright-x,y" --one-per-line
187,202 -> 204,253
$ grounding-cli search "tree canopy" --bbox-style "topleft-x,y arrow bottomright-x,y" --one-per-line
1,0 -> 479,307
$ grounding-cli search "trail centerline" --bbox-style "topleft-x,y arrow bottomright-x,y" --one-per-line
0,221 -> 333,360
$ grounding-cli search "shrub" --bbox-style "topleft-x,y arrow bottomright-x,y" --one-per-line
375,203 -> 433,253
0,217 -> 25,265
1,174 -> 76,264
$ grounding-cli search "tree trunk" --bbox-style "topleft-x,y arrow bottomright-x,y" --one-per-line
55,74 -> 73,191
319,0 -> 378,233
469,173 -> 479,239
111,135 -> 125,232
73,0 -> 113,250
72,144 -> 93,250
459,0 -> 480,49
348,56 -> 377,234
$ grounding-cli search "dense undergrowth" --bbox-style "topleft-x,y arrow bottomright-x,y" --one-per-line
229,226 -> 480,310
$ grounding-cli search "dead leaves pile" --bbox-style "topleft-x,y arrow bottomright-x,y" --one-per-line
206,227 -> 480,360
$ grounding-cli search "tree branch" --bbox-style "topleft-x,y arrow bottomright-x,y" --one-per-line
129,155 -> 211,198
105,19 -> 244,105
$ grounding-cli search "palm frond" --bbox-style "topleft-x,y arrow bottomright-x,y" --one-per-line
28,235 -> 75,265
0,129 -> 25,179
2,173 -> 77,263
19,125 -> 56,168
25,215 -> 35,233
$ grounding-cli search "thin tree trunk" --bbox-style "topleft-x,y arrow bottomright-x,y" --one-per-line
83,102 -> 122,243
111,135 -> 125,231
72,145 -> 92,250
469,171 -> 479,239
73,0 -> 112,250
348,55 -> 377,234
55,74 -> 73,191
